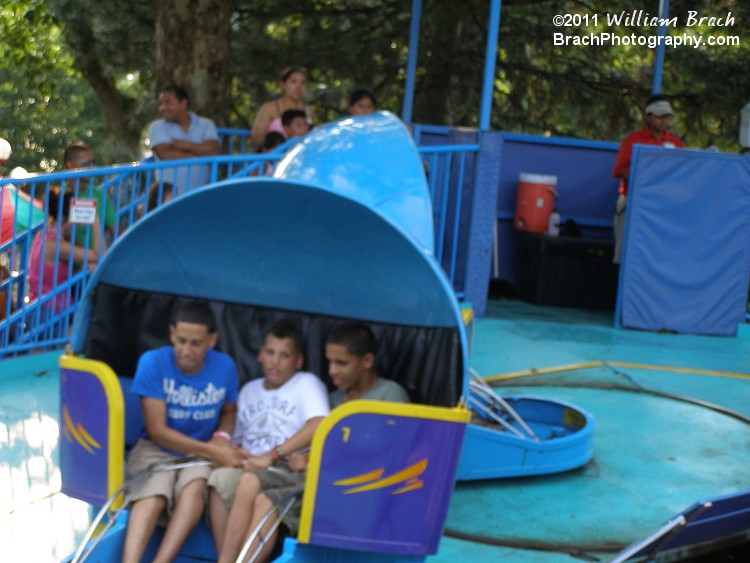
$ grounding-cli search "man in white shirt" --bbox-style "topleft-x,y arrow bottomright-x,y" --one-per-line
147,85 -> 220,196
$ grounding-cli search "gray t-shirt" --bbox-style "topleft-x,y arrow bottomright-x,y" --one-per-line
329,377 -> 410,407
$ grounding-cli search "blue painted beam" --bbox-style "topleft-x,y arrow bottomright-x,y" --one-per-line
402,0 -> 422,124
464,131 -> 504,315
479,0 -> 502,130
651,0 -> 670,93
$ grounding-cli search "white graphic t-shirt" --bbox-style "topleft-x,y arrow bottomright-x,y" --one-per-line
234,371 -> 329,455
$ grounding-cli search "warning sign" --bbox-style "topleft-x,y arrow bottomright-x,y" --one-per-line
70,198 -> 98,225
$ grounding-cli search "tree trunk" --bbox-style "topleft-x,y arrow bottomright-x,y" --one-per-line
414,0 -> 481,126
155,0 -> 232,126
54,1 -> 142,161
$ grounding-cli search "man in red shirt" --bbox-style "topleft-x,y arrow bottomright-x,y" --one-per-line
612,94 -> 684,263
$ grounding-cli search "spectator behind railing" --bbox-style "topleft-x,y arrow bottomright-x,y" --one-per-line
63,142 -> 117,246
148,85 -> 221,196
251,67 -> 316,151
1,139 -> 45,326
28,187 -> 100,314
0,138 -> 11,177
257,132 -> 286,176
146,180 -> 174,213
135,180 -> 175,219
347,88 -> 377,116
280,109 -> 311,141
261,132 -> 286,152
1,129 -> 479,357
0,145 -> 301,356
1,138 -> 14,245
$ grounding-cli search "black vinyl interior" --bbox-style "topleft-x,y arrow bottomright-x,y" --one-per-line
83,283 -> 464,407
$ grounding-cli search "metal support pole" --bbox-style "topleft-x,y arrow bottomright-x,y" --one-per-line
402,0 -> 422,124
479,0 -> 502,131
651,0 -> 670,93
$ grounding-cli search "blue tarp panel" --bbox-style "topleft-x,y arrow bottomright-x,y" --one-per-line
618,146 -> 750,336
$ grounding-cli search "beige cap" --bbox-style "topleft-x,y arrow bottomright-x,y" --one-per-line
645,100 -> 674,117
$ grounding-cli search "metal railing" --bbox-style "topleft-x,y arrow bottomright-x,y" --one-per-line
218,127 -> 252,155
420,144 -> 480,297
0,150 -> 284,356
0,135 -> 478,357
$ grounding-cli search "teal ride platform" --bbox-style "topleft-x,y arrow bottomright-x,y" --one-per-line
1,112 -> 749,562
3,300 -> 750,561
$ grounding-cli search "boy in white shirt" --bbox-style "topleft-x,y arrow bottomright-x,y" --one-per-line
208,318 -> 329,562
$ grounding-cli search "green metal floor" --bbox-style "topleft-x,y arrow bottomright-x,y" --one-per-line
2,300 -> 749,562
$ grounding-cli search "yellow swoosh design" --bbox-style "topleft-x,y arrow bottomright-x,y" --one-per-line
333,468 -> 384,486
392,477 -> 424,494
337,458 -> 427,494
77,423 -> 102,449
62,405 -> 101,454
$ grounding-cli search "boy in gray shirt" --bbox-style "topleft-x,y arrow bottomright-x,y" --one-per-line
326,321 -> 409,407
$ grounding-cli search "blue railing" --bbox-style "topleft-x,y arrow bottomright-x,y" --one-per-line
0,148 -> 287,356
0,133 -> 478,357
4,126 -> 742,356
218,127 -> 252,155
420,144 -> 480,294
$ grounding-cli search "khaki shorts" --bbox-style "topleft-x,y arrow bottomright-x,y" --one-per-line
207,466 -> 244,508
126,439 -> 212,513
207,465 -> 305,534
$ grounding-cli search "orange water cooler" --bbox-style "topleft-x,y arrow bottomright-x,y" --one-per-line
513,173 -> 558,234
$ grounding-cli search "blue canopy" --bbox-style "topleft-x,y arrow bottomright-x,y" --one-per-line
275,110 -> 435,253
71,113 -> 465,358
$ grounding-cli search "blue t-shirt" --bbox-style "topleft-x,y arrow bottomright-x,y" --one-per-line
131,346 -> 239,452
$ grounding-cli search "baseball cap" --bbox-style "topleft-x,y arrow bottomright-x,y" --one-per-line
645,100 -> 674,117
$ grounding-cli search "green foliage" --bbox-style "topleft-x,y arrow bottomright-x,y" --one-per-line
495,0 -> 750,150
226,0 -> 750,151
49,0 -> 156,161
229,0 -> 412,127
0,67 -> 105,173
0,0 -> 105,172
0,1 -> 61,98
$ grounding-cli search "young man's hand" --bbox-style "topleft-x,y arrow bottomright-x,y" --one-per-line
208,440 -> 246,468
243,453 -> 273,471
287,451 -> 309,472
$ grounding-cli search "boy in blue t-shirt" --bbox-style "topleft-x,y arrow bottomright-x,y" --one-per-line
122,300 -> 245,563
